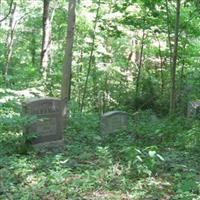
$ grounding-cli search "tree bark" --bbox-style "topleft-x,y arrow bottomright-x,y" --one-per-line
180,42 -> 186,88
31,29 -> 36,66
77,49 -> 83,110
165,0 -> 173,62
169,0 -> 181,114
135,29 -> 145,97
3,2 -> 16,78
80,0 -> 101,112
61,0 -> 76,120
156,35 -> 165,94
41,0 -> 52,80
0,0 -> 14,23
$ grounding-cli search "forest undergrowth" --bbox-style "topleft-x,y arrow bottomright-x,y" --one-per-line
1,91 -> 200,200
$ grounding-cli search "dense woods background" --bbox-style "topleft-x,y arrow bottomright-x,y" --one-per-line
1,0 -> 200,199
1,0 -> 200,114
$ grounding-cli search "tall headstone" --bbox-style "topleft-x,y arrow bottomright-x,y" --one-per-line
187,101 -> 200,118
100,111 -> 128,134
23,97 -> 64,148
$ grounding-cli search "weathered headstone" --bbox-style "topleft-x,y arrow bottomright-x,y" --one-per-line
187,101 -> 200,118
23,97 -> 64,148
100,111 -> 128,134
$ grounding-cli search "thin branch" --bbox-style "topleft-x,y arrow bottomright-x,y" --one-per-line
165,0 -> 173,59
80,0 -> 101,112
0,0 -> 14,23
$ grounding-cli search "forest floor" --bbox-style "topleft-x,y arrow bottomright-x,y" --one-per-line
1,90 -> 200,200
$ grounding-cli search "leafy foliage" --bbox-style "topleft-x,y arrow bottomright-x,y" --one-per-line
1,0 -> 200,199
1,101 -> 200,199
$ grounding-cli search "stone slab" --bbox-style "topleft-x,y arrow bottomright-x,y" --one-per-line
187,101 -> 200,118
100,111 -> 128,134
23,97 -> 64,147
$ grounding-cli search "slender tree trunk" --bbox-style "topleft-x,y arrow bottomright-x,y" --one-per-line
98,91 -> 104,115
0,0 -> 14,23
48,6 -> 56,72
156,36 -> 165,94
61,0 -> 76,121
180,42 -> 186,88
135,39 -> 140,64
165,0 -> 173,64
80,0 -> 101,112
31,29 -> 36,66
3,2 -> 16,78
77,50 -> 83,110
92,58 -> 98,111
169,0 -> 181,114
135,29 -> 145,97
103,74 -> 108,113
41,0 -> 52,80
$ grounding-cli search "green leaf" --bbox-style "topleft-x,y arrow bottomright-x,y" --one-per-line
148,150 -> 156,158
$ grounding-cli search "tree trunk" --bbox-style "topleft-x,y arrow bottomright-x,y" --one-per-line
3,2 -> 16,78
180,42 -> 186,88
135,39 -> 140,65
41,0 -> 52,80
135,29 -> 145,97
77,49 -> 83,110
80,0 -> 101,112
169,0 -> 181,114
0,0 -> 14,23
31,29 -> 36,66
165,0 -> 173,63
61,0 -> 76,121
156,35 -> 165,94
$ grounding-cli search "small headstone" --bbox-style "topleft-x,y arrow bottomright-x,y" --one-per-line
23,97 -> 64,148
132,111 -> 140,121
100,111 -> 128,134
187,101 -> 200,118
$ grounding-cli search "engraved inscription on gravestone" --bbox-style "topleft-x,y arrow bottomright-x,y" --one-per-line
23,97 -> 64,146
100,111 -> 128,134
36,118 -> 57,136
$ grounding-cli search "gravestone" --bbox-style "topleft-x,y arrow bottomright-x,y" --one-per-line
187,101 -> 200,118
23,97 -> 64,148
100,111 -> 128,134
